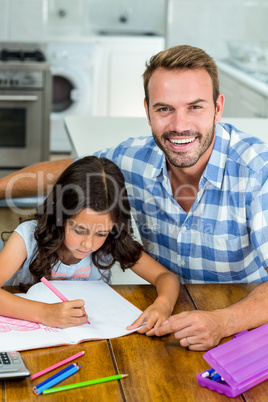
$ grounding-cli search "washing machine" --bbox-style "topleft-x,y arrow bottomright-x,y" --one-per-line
46,42 -> 96,153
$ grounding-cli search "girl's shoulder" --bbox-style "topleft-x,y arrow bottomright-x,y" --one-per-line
14,220 -> 37,239
14,220 -> 39,261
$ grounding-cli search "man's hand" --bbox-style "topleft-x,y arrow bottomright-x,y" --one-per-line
155,310 -> 226,351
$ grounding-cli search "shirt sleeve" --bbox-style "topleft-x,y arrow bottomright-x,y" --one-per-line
248,169 -> 268,268
14,220 -> 38,261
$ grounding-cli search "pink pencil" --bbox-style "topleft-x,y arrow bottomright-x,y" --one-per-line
40,277 -> 90,324
31,351 -> 85,380
41,277 -> 68,301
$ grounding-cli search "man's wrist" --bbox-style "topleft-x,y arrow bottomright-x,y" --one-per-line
212,308 -> 237,339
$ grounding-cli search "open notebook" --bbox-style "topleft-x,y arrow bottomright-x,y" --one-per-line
0,281 -> 142,352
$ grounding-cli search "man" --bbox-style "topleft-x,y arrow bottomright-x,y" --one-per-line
1,45 -> 268,350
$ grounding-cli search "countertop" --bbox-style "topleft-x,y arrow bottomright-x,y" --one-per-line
0,195 -> 45,208
1,116 -> 268,208
66,116 -> 151,157
46,33 -> 165,45
217,59 -> 268,97
65,115 -> 268,158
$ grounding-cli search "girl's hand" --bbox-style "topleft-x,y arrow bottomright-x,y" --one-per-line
127,299 -> 171,336
41,299 -> 88,328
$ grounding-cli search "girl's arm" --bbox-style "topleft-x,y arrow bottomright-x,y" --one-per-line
127,251 -> 180,336
0,232 -> 88,327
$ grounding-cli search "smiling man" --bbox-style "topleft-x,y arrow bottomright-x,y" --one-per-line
144,67 -> 223,213
147,69 -> 218,170
1,45 -> 268,350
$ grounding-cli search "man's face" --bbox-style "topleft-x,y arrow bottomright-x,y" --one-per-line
144,68 -> 224,169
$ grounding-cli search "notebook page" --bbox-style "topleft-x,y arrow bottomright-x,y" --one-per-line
26,280 -> 142,342
0,301 -> 73,352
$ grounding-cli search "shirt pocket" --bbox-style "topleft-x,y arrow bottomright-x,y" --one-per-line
199,232 -> 250,281
202,233 -> 249,253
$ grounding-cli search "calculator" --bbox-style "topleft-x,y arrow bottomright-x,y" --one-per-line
0,352 -> 30,380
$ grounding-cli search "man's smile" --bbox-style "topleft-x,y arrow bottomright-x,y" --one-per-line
168,137 -> 196,145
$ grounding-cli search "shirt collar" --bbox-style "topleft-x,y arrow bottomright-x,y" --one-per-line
203,123 -> 230,189
151,123 -> 231,189
151,145 -> 167,178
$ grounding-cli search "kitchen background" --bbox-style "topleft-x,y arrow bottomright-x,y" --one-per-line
0,0 -> 267,283
0,0 -> 267,155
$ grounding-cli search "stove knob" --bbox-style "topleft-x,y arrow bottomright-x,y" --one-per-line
0,78 -> 8,86
10,78 -> 19,87
22,75 -> 34,85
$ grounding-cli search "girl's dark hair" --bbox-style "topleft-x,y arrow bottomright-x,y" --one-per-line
29,156 -> 143,283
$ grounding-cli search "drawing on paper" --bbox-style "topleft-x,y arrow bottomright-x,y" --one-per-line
0,316 -> 41,333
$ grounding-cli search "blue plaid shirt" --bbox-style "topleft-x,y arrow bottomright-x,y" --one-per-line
94,123 -> 268,284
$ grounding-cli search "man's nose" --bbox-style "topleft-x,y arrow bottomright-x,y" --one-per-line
168,110 -> 191,133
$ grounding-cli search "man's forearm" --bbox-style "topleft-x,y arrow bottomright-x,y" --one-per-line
155,281 -> 268,351
0,159 -> 74,199
218,281 -> 268,338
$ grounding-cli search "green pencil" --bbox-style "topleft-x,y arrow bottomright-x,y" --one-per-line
42,374 -> 128,395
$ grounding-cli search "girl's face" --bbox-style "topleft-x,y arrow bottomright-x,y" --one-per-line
63,208 -> 114,261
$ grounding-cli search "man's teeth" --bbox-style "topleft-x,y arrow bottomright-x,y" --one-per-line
169,137 -> 195,145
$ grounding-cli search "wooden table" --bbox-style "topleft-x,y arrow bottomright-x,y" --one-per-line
2,284 -> 266,401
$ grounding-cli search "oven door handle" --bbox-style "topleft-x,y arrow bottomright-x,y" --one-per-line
0,95 -> 39,101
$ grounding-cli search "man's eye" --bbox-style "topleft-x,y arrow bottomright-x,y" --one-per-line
157,107 -> 169,112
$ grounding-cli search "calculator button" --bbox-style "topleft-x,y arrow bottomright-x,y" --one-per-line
9,352 -> 18,358
0,353 -> 11,364
9,351 -> 20,364
11,358 -> 20,364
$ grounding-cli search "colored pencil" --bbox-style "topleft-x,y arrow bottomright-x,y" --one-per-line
41,277 -> 69,301
31,351 -> 85,380
33,363 -> 80,395
42,374 -> 128,395
41,277 -> 90,324
34,364 -> 76,391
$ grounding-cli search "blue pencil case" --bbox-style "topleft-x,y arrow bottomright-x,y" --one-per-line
196,323 -> 268,397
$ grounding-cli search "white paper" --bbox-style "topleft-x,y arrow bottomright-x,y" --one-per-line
0,281 -> 142,352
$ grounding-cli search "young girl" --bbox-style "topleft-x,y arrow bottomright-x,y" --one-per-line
0,156 -> 179,335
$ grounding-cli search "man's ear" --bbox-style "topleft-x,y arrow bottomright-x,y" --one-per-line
215,93 -> 225,124
144,98 -> 151,126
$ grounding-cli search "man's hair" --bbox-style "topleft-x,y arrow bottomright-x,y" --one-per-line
143,45 -> 220,107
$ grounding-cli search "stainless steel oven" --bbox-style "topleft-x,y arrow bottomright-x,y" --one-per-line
0,46 -> 51,178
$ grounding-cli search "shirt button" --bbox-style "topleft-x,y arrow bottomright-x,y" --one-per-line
181,260 -> 185,266
181,226 -> 187,232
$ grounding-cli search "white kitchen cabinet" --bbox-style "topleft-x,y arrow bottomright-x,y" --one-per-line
239,85 -> 268,118
0,0 -> 46,43
219,69 -> 268,118
0,0 -> 9,41
92,36 -> 165,117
